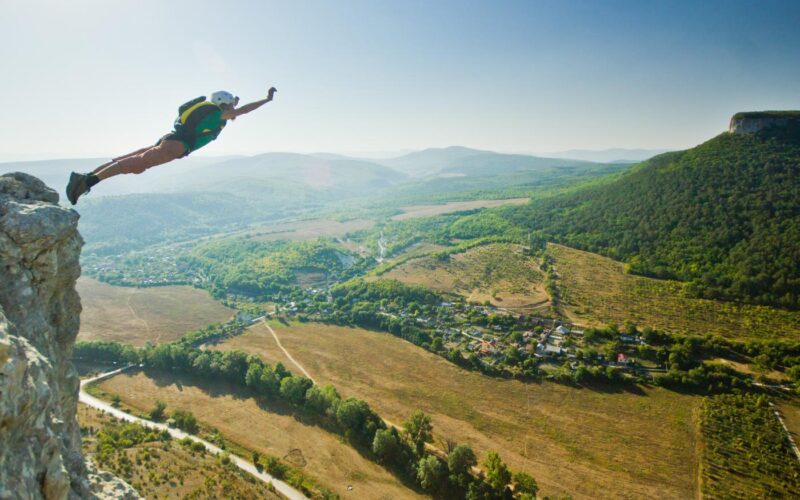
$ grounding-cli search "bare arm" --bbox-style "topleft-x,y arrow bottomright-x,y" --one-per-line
221,87 -> 277,120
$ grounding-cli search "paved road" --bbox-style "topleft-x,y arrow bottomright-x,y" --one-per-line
79,367 -> 308,500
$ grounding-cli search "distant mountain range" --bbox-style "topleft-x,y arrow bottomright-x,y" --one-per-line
0,146 -> 649,254
0,146 -> 632,200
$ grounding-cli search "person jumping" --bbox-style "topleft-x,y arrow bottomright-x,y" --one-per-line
66,87 -> 277,205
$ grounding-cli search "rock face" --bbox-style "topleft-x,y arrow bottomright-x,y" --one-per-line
0,173 -> 138,499
729,111 -> 800,134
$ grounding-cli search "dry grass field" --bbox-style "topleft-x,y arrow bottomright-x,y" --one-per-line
777,400 -> 800,446
246,218 -> 375,242
78,404 -> 282,499
77,277 -> 234,346
548,244 -> 800,340
391,198 -> 529,221
94,371 -> 424,499
215,321 -> 700,499
376,243 -> 551,312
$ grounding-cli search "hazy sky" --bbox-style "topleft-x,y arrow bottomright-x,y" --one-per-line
2,0 -> 799,160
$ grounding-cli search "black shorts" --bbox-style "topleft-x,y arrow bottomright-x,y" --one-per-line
156,131 -> 193,158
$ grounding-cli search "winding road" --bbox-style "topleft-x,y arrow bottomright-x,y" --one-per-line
79,367 -> 308,500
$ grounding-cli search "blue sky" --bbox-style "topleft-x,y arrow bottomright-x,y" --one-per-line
1,0 -> 799,160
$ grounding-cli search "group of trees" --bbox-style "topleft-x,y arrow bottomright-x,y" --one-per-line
178,238 -> 352,299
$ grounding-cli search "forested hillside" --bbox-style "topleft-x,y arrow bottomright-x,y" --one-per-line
498,124 -> 800,309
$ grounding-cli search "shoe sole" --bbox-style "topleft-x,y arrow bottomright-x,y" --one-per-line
66,172 -> 85,205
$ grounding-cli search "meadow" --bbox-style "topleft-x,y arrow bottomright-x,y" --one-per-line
94,370 -> 424,499
376,243 -> 550,312
548,244 -> 800,340
214,321 -> 700,499
76,277 -> 234,346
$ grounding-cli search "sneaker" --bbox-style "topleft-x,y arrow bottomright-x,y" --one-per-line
66,172 -> 90,205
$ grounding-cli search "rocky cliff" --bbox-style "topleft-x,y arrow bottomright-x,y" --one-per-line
0,173 -> 138,499
729,111 -> 800,134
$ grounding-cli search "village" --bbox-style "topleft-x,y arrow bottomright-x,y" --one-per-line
268,285 -> 658,381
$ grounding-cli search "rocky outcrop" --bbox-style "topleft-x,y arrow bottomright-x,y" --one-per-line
729,111 -> 800,134
0,173 -> 138,499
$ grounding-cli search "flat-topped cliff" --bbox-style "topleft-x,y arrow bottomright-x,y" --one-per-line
0,172 -> 138,499
729,111 -> 800,134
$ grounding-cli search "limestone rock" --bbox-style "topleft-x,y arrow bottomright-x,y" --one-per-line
0,172 -> 138,499
729,111 -> 800,134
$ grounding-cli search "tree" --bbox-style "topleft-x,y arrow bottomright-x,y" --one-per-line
513,471 -> 538,498
245,363 -> 263,390
149,400 -> 167,422
259,366 -> 281,397
484,451 -> 511,495
448,444 -> 477,488
110,394 -> 122,407
416,455 -> 447,492
279,376 -> 313,406
403,410 -> 433,456
372,428 -> 400,465
504,346 -> 521,366
171,409 -> 199,434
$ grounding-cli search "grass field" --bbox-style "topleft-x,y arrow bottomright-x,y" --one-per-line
246,218 -> 375,242
94,370 -> 424,499
391,198 -> 530,221
215,321 -> 700,499
77,277 -> 234,346
548,244 -> 800,340
78,404 -> 282,499
375,243 -> 551,312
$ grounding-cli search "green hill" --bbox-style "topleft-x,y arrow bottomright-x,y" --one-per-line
501,122 -> 800,309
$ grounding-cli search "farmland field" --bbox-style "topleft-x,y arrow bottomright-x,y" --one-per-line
245,218 -> 375,242
77,277 -> 234,346
698,394 -> 800,498
94,370 -> 424,499
77,404 -> 281,499
214,321 -> 700,499
391,198 -> 530,221
549,244 -> 800,340
376,243 -> 551,312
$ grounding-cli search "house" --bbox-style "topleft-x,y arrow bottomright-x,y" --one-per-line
235,311 -> 254,323
556,325 -> 570,335
544,344 -> 564,356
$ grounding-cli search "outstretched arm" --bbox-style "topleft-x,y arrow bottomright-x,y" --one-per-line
220,87 -> 277,120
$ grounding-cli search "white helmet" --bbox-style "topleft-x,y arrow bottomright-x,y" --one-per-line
210,90 -> 236,106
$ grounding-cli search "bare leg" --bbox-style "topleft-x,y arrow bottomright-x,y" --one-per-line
90,146 -> 154,174
95,140 -> 186,181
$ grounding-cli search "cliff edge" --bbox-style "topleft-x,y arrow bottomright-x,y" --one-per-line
0,172 -> 138,499
729,110 -> 800,134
